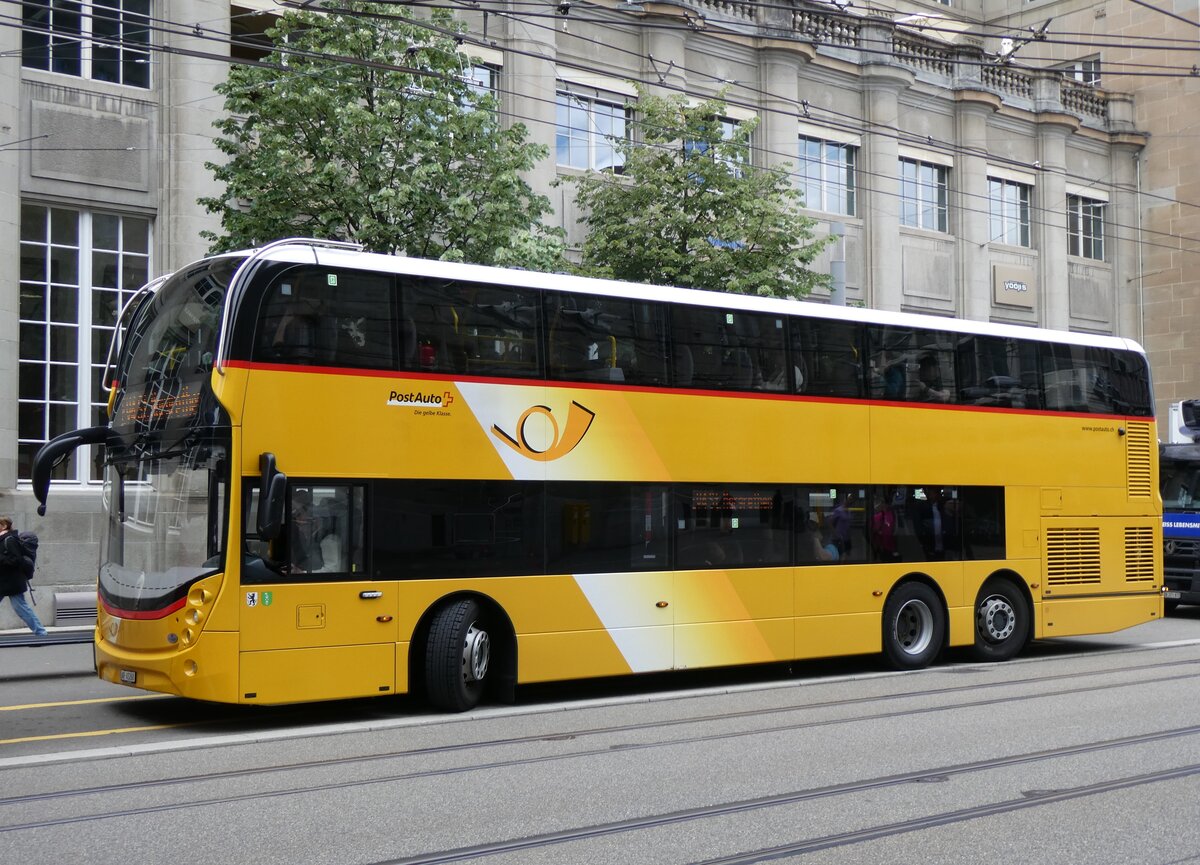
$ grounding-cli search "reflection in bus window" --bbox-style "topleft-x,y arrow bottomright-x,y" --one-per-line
792,319 -> 862,397
374,480 -> 544,578
254,268 -> 395,369
867,325 -> 957,404
676,485 -> 791,569
670,306 -> 788,392
544,292 -> 668,386
546,483 -> 669,572
956,336 -> 1041,409
400,277 -> 542,378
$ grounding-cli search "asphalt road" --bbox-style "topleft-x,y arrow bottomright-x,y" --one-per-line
3,611 -> 1200,865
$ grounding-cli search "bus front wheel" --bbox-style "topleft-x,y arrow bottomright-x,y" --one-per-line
970,579 -> 1030,662
425,598 -> 491,712
882,582 -> 944,670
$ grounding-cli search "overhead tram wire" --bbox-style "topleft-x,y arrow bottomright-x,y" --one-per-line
6,6 -> 1199,259
6,9 -> 1199,260
6,1 -> 1196,243
343,0 -> 1200,223
8,0 -> 1200,212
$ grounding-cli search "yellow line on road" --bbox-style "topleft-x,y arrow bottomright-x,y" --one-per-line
0,694 -> 166,712
0,723 -> 182,745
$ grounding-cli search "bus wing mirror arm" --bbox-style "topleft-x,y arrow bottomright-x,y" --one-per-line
258,452 -> 288,541
32,426 -> 116,516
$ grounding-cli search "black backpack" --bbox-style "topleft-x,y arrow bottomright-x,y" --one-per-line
11,531 -> 38,580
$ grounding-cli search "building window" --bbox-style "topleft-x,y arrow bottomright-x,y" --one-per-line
899,158 -> 948,232
556,87 -> 629,172
1067,194 -> 1105,260
19,204 -> 151,482
988,177 -> 1032,247
798,136 -> 856,215
1063,57 -> 1101,86
554,87 -> 628,171
22,0 -> 151,88
465,63 -> 499,102
685,116 -> 751,178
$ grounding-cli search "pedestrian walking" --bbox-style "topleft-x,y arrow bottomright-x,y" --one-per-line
0,516 -> 48,636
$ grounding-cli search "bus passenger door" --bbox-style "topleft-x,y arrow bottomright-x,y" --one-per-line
238,482 -> 398,704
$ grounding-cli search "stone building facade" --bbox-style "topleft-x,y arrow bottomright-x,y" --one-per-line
0,0 -> 1173,624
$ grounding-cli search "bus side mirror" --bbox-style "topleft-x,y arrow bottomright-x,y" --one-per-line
32,426 -> 115,516
258,452 -> 288,541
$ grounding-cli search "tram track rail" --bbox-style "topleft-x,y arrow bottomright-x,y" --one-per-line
2,656 -> 1200,837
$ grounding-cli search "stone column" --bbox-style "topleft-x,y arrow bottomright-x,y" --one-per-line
860,66 -> 912,312
1036,117 -> 1076,331
758,48 -> 801,175
160,0 -> 230,272
0,17 -> 20,490
955,93 -> 1000,323
505,11 -> 558,216
644,24 -> 687,99
1110,139 -> 1145,342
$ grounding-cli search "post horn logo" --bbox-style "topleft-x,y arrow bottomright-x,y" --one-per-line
492,401 -> 595,461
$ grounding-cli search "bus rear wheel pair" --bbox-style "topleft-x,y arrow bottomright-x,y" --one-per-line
882,578 -> 1030,670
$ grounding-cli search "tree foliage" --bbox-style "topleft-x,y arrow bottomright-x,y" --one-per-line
200,2 -> 564,268
566,88 -> 832,298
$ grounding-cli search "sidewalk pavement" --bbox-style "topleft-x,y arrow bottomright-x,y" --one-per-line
0,626 -> 94,647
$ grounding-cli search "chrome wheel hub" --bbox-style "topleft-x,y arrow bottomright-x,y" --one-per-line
462,622 -> 490,683
895,599 -> 934,656
979,595 -> 1016,642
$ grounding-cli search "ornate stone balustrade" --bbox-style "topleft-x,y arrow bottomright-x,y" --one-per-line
892,34 -> 954,77
1062,83 -> 1106,119
981,64 -> 1033,100
792,9 -> 860,47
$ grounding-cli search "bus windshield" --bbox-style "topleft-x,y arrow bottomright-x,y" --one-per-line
1162,460 -> 1200,512
120,255 -> 243,391
100,438 -> 229,612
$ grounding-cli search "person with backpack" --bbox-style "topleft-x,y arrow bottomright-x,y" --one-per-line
0,516 -> 48,636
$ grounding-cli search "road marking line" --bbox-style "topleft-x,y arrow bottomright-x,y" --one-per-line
0,724 -> 182,746
0,694 -> 165,712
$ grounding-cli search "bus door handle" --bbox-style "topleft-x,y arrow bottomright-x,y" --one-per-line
360,591 -> 383,599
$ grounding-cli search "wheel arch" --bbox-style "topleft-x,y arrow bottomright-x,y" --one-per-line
408,591 -> 518,704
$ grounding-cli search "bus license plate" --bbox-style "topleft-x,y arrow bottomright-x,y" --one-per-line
1164,591 -> 1182,600
119,669 -> 137,684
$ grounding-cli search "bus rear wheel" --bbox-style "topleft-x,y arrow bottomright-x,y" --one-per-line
882,582 -> 944,670
425,598 -> 491,712
970,578 -> 1030,662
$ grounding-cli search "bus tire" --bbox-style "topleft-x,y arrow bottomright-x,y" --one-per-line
970,578 -> 1030,662
425,598 -> 491,712
882,582 -> 944,670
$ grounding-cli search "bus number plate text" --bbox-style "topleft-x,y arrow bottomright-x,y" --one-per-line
120,669 -> 137,684
1164,591 -> 1182,600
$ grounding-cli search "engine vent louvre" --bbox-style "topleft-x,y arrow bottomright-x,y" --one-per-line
1125,422 -> 1153,499
1046,527 -> 1102,586
1124,526 -> 1156,583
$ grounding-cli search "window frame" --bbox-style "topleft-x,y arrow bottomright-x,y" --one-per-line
899,157 -> 949,232
988,176 -> 1032,248
1067,193 -> 1105,261
22,0 -> 151,88
555,85 -> 631,173
19,202 -> 152,484
798,135 -> 857,216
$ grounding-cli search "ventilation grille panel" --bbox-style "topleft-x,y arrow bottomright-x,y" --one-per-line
1046,527 -> 1102,585
1124,526 -> 1156,583
1126,422 -> 1153,499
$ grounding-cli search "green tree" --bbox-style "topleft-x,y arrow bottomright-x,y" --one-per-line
566,88 -> 832,298
200,2 -> 564,269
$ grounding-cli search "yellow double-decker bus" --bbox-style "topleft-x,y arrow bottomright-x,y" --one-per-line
34,239 -> 1162,711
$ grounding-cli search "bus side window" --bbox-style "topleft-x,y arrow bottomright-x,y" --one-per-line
545,292 -> 668,387
793,318 -> 863,398
283,484 -> 365,578
254,268 -> 394,370
401,276 -> 465,374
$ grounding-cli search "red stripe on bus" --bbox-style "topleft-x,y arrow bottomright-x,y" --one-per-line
222,359 -> 1144,422
100,595 -> 187,620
